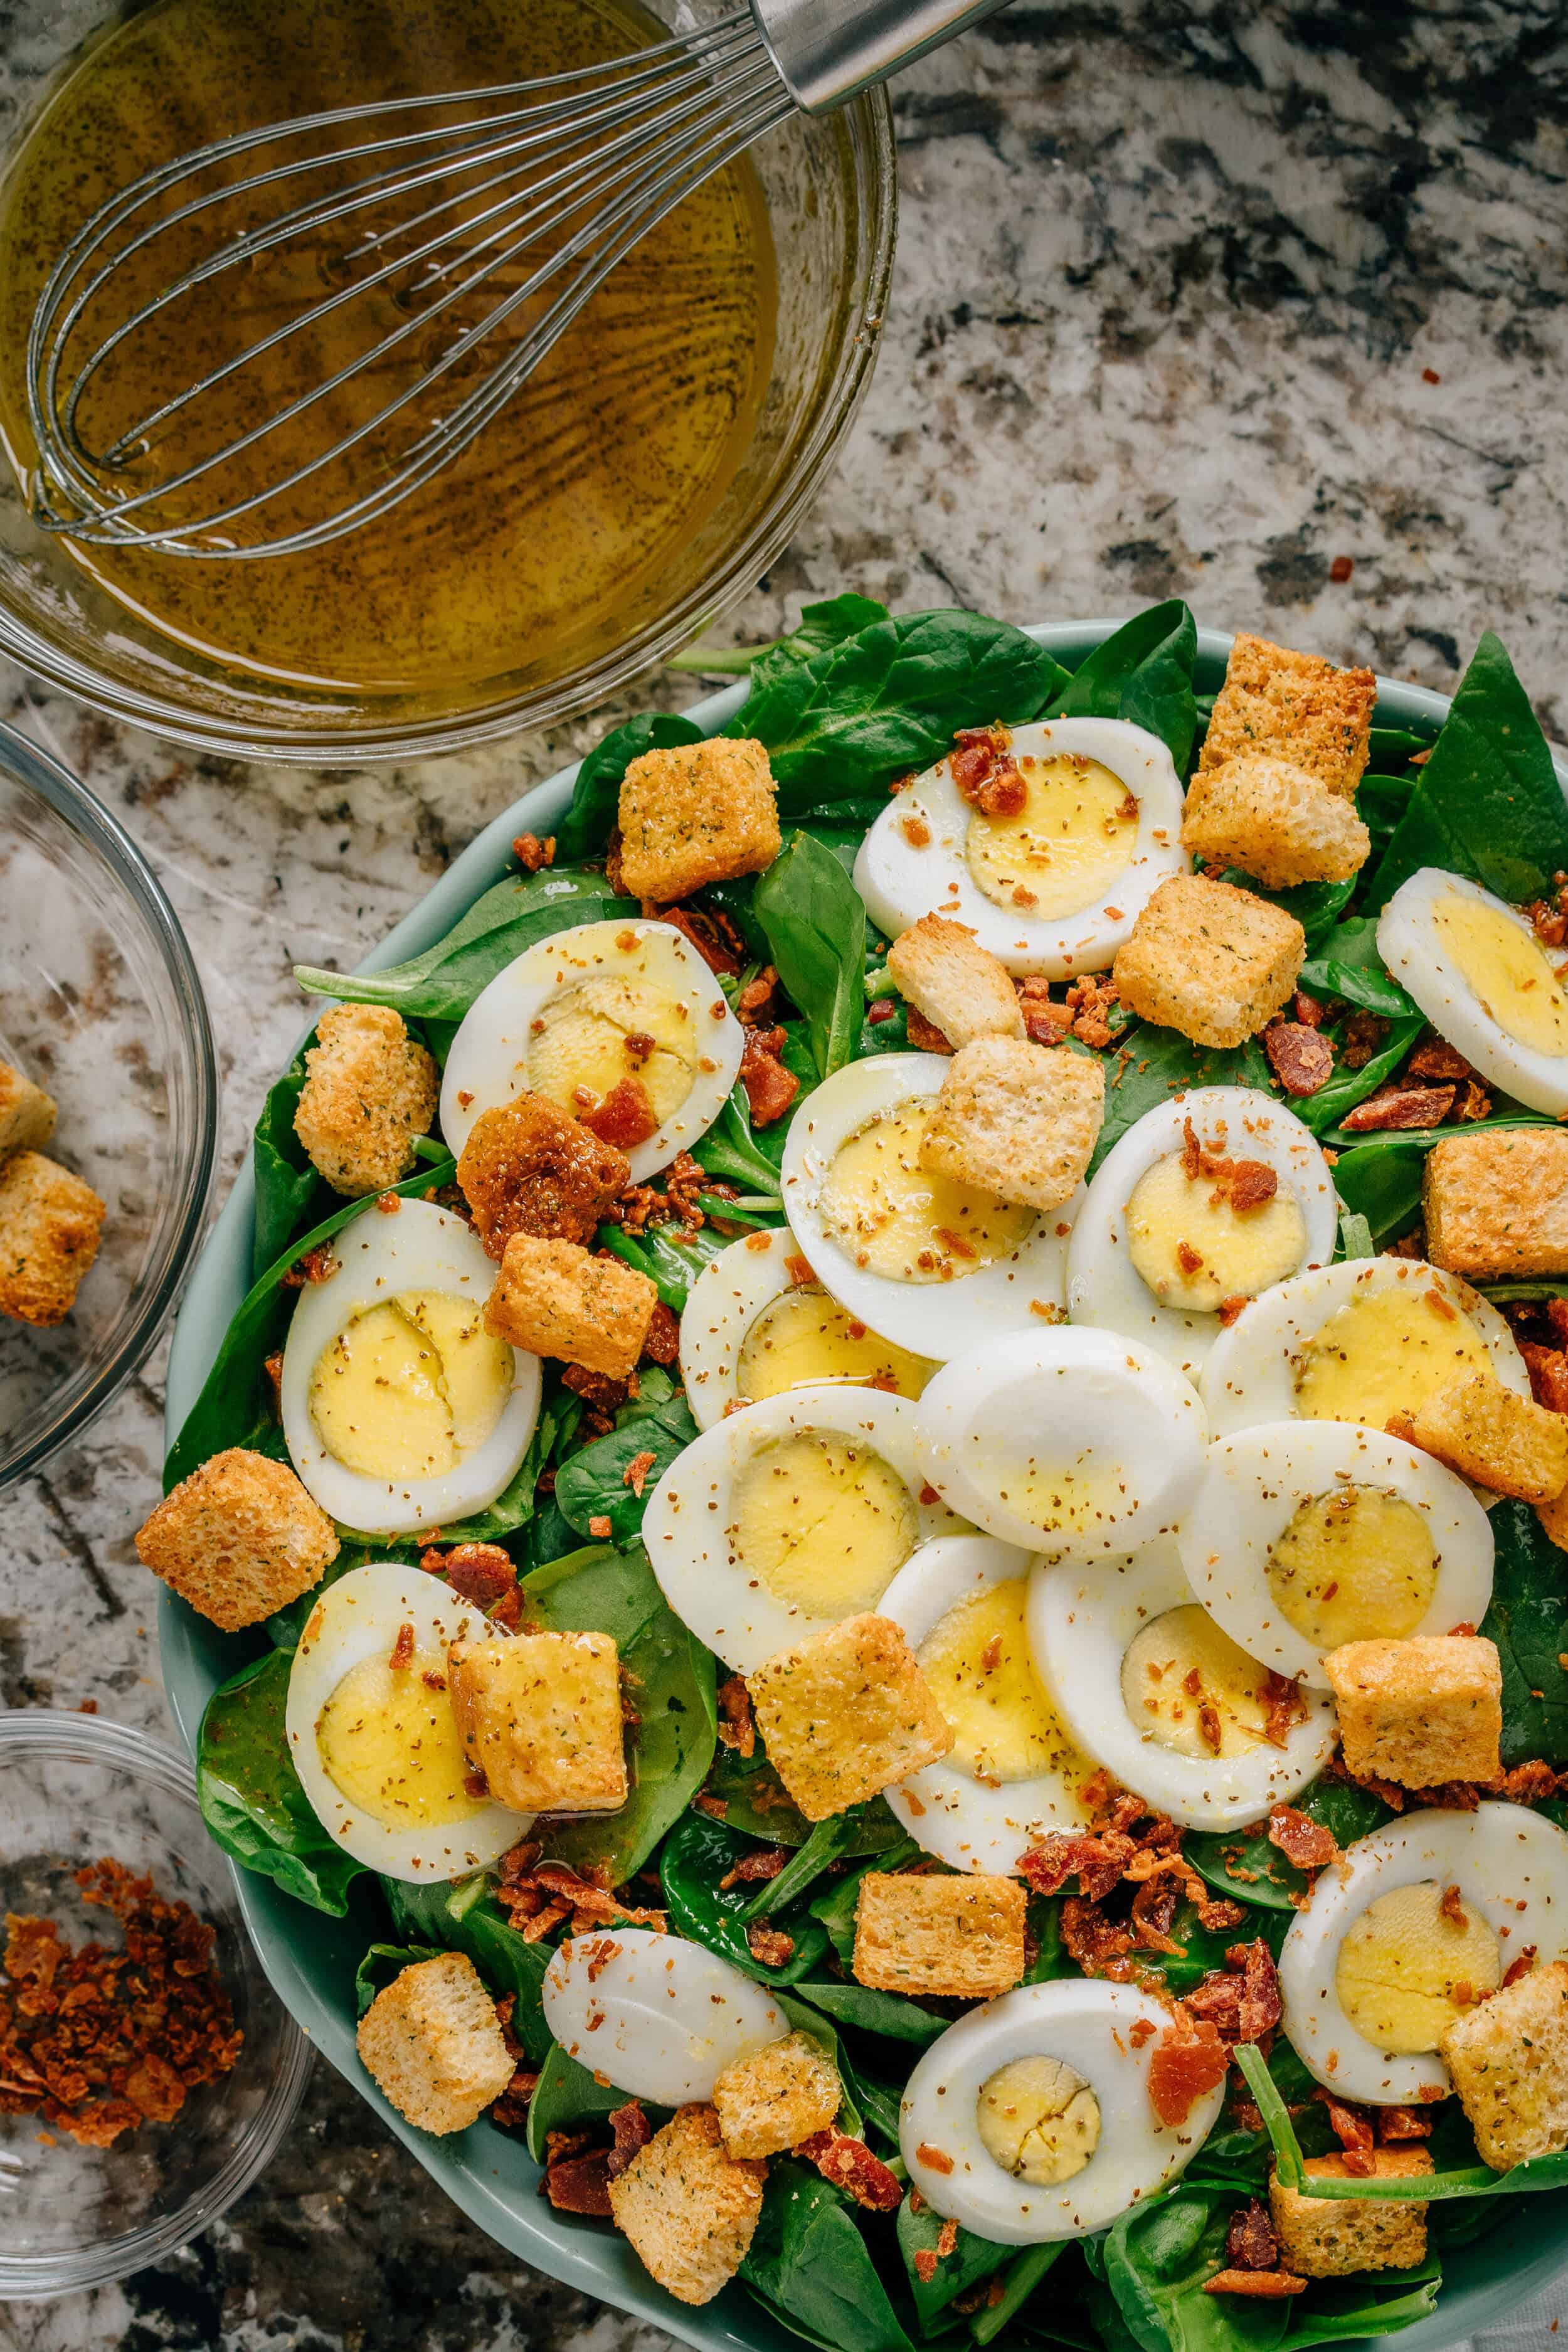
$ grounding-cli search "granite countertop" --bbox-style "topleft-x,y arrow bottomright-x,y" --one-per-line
6,3 -> 1568,2346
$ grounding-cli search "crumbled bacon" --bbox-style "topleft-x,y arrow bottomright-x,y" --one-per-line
513,832 -> 556,872
622,1449 -> 657,1500
282,1242 -> 339,1287
1261,1673 -> 1309,1749
1148,2015 -> 1229,2124
906,1007 -> 953,1054
716,1675 -> 755,1758
1315,2088 -> 1377,2175
1500,1759 -> 1562,1803
389,1621 -> 415,1670
1185,1941 -> 1282,2048
795,2129 -> 903,2211
495,1848 -> 665,1938
1130,1877 -> 1184,1956
1293,990 -> 1326,1030
866,998 -> 896,1025
1525,879 -> 1568,950
736,966 -> 779,1025
1407,1037 -> 1473,1082
1263,1022 -> 1335,1097
1180,1120 -> 1277,1213
1378,2105 -> 1434,2142
739,1026 -> 798,1127
1066,974 -> 1120,1050
1204,2271 -> 1307,2299
644,1301 -> 680,1365
1017,976 -> 1074,1046
950,726 -> 1027,818
1341,1083 -> 1456,1132
422,1540 -> 517,1608
1268,1806 -> 1339,1873
1339,1009 -> 1390,1069
1060,1897 -> 1135,1978
1458,1077 -> 1493,1120
561,1362 -> 632,1416
659,904 -> 743,975
1019,1830 -> 1138,1903
580,1078 -> 660,1151
1503,1947 -> 1540,1989
1439,1882 -> 1466,1925
719,1847 -> 788,1891
1520,1341 -> 1568,1414
746,1924 -> 795,1968
1225,2198 -> 1280,2272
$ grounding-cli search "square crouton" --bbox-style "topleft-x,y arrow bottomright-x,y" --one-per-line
748,1613 -> 953,1821
1111,874 -> 1305,1049
1179,755 -> 1370,889
0,1062 -> 56,1160
484,1234 -> 655,1379
1268,2149 -> 1431,2278
711,2029 -> 840,2158
1323,1635 -> 1503,1789
854,1872 -> 1027,1997
458,1092 -> 629,1259
1403,1370 -> 1568,1504
1440,1959 -> 1568,2169
294,1004 -> 438,1197
1424,1130 -> 1568,1280
356,1951 -> 514,2135
887,916 -> 1025,1051
0,1150 -> 105,1327
1200,633 -> 1377,797
446,1629 -> 626,1813
136,1447 -> 340,1630
918,1037 -> 1104,1212
608,2102 -> 766,2305
618,737 -> 781,903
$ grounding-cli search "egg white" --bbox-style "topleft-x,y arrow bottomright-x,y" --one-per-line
541,1927 -> 785,2104
1379,867 -> 1568,1116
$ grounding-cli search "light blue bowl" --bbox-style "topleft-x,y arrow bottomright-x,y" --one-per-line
159,623 -> 1568,2349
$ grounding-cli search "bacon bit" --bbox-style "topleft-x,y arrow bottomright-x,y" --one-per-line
561,1364 -> 632,1419
659,904 -> 743,976
719,1848 -> 788,1891
1342,1083 -> 1456,1132
913,2250 -> 940,2285
1458,1076 -> 1493,1121
916,2142 -> 955,2175
796,2129 -> 903,2210
785,1253 -> 815,1288
901,813 -> 933,849
1180,1120 -> 1277,1213
1196,1895 -> 1248,1932
642,1301 -> 680,1367
1217,1295 -> 1248,1326
1017,976 -> 1074,1046
1061,1897 -> 1135,1978
1128,2016 -> 1158,2048
867,998 -> 896,1025
282,1242 -> 339,1287
580,1077 -> 660,1150
588,1515 -> 613,1540
1315,2089 -> 1377,2174
421,1668 -> 446,1692
1148,2015 -> 1228,2125
463,1770 -> 490,1799
1067,974 -> 1120,1050
1185,1941 -> 1282,2048
739,1026 -> 799,1128
1268,1805 -> 1339,1873
746,1924 -> 795,1968
622,1449 -> 657,1500
1379,2104 -> 1434,2142
1130,1877 -> 1184,1956
1408,1037 -> 1473,1082
389,1621 -> 415,1671
1263,1022 -> 1335,1098
1225,2199 -> 1279,2272
1340,1009 -> 1391,1070
263,1348 -> 285,1413
544,2142 -> 615,2214
374,1190 -> 401,1214
1260,1673 -> 1309,1750
906,1006 -> 953,1054
1177,1241 -> 1205,1277
1019,1830 -> 1138,1903
716,1675 -> 756,1758
495,1853 -> 665,1939
951,726 -> 1027,818
980,1634 -> 1004,1674
422,1540 -> 517,1607
1197,1702 -> 1223,1756
1293,990 -> 1326,1030
736,968 -> 779,1025
1500,1759 -> 1561,1803
1520,1341 -> 1568,1414
1204,2271 -> 1308,2299
1503,1947 -> 1539,1989
692,1790 -> 729,1818
1439,1882 -> 1467,1925
513,832 -> 556,872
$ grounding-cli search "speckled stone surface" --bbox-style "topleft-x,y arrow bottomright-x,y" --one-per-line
4,2 -> 1568,2344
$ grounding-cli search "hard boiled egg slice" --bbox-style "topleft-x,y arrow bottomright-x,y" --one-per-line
1379,869 -> 1568,1116
855,719 -> 1186,980
1029,1544 -> 1335,1831
901,1978 -> 1226,2243
1177,1421 -> 1494,1689
680,1226 -> 936,1431
780,1053 -> 1079,1361
1066,1087 -> 1337,1381
917,1328 -> 1207,1565
285,1560 -> 519,1879
280,1199 -> 541,1538
1279,1807 -> 1568,2102
438,917 -> 744,1180
642,1382 -> 959,1671
543,1927 -> 785,2104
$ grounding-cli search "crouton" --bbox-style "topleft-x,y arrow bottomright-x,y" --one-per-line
886,916 -> 1025,1051
1323,1634 -> 1503,1789
1403,1370 -> 1568,1504
1424,1129 -> 1568,1280
293,1004 -> 438,1197
618,737 -> 781,904
747,1613 -> 953,1821
854,1871 -> 1026,1998
1441,1959 -> 1568,2169
135,1447 -> 340,1630
446,1629 -> 626,1813
0,1062 -> 56,1160
1111,874 -> 1305,1049
356,1951 -> 514,2135
457,1091 -> 628,1260
1200,633 -> 1376,797
608,2102 -> 766,2304
711,2030 -> 840,2158
1180,755 -> 1371,889
918,1036 -> 1103,1212
1268,2149 -> 1431,2278
0,1150 -> 105,1327
484,1233 -> 655,1379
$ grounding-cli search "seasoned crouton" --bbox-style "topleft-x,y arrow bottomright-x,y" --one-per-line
1323,1634 -> 1503,1789
447,1629 -> 626,1813
854,1872 -> 1026,1998
711,2030 -> 840,2158
918,1037 -> 1103,1211
0,1150 -> 105,1326
1441,1959 -> 1568,2169
1111,874 -> 1305,1049
1268,2150 -> 1431,2278
608,2102 -> 766,2304
1424,1129 -> 1568,1279
484,1233 -> 655,1379
356,1951 -> 514,2135
1180,755 -> 1370,889
1200,633 -> 1376,797
294,1004 -> 438,1197
0,1062 -> 56,1160
457,1092 -> 628,1259
748,1613 -> 953,1821
1402,1370 -> 1568,1503
618,737 -> 781,903
136,1447 -> 339,1630
887,916 -> 1025,1051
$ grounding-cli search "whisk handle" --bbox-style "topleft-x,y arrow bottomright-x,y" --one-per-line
749,0 -> 1013,112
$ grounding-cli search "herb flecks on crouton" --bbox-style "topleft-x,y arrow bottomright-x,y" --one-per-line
919,1036 -> 1104,1211
484,1233 -> 655,1379
887,915 -> 1025,1051
1268,2150 -> 1431,2279
1441,1959 -> 1568,2169
294,1003 -> 438,1197
608,2102 -> 766,2304
618,738 -> 781,903
135,1448 -> 340,1631
447,1629 -> 627,1813
748,1613 -> 953,1821
1201,633 -> 1376,797
357,1951 -> 514,2134
1322,1634 -> 1503,1789
854,1871 -> 1027,1998
1424,1130 -> 1568,1280
0,1149 -> 105,1326
1180,755 -> 1370,889
1111,874 -> 1305,1049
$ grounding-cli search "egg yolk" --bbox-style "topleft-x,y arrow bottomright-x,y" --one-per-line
918,1581 -> 1091,1786
728,1432 -> 916,1616
965,753 -> 1137,920
818,1103 -> 1035,1284
317,1642 -> 484,1826
309,1289 -> 512,1481
1120,1604 -> 1274,1761
1265,1485 -> 1437,1648
1434,890 -> 1568,1057
736,1285 -> 934,1402
977,2054 -> 1101,2185
526,970 -> 696,1121
1126,1152 -> 1306,1313
1335,1880 -> 1501,2053
1294,1282 -> 1495,1429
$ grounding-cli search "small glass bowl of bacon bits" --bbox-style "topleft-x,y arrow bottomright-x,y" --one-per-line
0,1710 -> 310,2299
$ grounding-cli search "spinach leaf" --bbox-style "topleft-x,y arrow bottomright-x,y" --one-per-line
706,1744 -> 812,1844
354,1941 -> 443,2016
1298,935 -> 1417,1019
1051,601 -> 1198,771
429,1401 -> 561,1547
1185,1780 -> 1392,1912
1367,728 -> 1434,770
694,1086 -> 793,1193
1090,1027 -> 1273,1173
659,1808 -> 829,1984
1105,2185 -> 1296,2352
553,1385 -> 699,1545
251,1051 -> 326,1280
383,1875 -> 554,2060
596,1219 -> 737,1311
754,830 -> 868,1079
741,2160 -> 918,2352
524,2040 -> 630,2163
737,1804 -> 902,1922
789,1978 -> 951,2045
1329,1114 -> 1550,1248
555,713 -> 704,861
1281,2270 -> 1441,2346
898,2195 -> 1009,2329
974,2243 -> 1064,2344
1481,1500 -> 1568,1767
197,1648 -> 366,1915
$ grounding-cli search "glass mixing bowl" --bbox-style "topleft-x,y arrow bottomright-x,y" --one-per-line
0,0 -> 896,763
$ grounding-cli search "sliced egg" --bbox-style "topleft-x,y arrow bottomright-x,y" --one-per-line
901,1978 -> 1226,2242
1177,1421 -> 1495,1688
542,1927 -> 785,2104
280,1199 -> 541,1537
1066,1087 -> 1337,1381
854,719 -> 1187,980
285,1560 -> 519,1879
438,916 -> 744,1180
1379,869 -> 1568,1116
1029,1544 -> 1336,1830
1279,1806 -> 1568,2102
